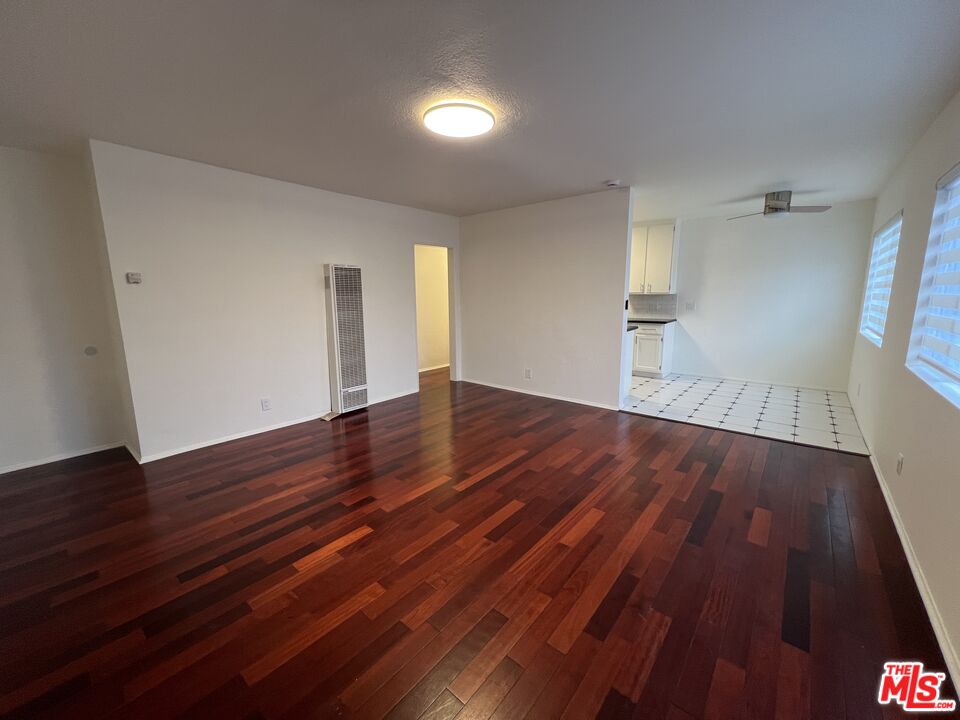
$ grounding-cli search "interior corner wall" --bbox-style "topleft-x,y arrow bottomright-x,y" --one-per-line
414,245 -> 450,371
671,199 -> 875,389
84,147 -> 141,460
847,88 -> 960,681
89,141 -> 459,462
459,189 -> 631,409
0,146 -> 121,473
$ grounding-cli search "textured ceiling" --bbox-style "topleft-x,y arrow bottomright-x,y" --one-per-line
1,0 -> 959,217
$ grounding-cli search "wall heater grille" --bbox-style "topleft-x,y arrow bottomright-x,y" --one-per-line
324,264 -> 368,414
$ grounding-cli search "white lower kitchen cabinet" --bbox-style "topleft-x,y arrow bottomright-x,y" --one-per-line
633,323 -> 675,377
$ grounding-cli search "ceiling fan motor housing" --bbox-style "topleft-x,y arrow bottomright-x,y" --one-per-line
726,190 -> 829,220
763,190 -> 792,215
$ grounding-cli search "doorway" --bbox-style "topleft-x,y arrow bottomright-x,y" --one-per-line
414,245 -> 451,388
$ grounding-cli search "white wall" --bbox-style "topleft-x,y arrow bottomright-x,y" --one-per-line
90,141 -> 459,462
459,189 -> 631,409
672,199 -> 875,388
414,245 -> 450,371
0,146 -> 120,472
848,88 -> 960,680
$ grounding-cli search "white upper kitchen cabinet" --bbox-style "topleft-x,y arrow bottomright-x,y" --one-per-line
629,222 -> 676,294
644,224 -> 674,293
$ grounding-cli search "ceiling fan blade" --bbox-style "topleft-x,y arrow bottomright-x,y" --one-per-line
789,205 -> 831,213
726,212 -> 764,221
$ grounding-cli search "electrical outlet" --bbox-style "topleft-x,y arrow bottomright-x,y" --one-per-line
523,368 -> 533,380
684,300 -> 696,312
896,453 -> 904,476
260,398 -> 272,412
857,383 -> 861,397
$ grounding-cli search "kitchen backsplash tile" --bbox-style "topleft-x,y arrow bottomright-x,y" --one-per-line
629,293 -> 677,319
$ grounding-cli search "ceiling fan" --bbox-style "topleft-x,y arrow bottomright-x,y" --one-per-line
727,191 -> 831,220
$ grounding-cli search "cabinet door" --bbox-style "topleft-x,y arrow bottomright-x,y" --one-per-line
644,224 -> 674,293
634,333 -> 662,372
629,226 -> 648,293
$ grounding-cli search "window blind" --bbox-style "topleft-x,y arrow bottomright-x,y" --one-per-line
859,214 -> 902,346
908,164 -> 960,408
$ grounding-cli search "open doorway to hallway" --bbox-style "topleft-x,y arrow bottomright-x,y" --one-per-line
414,244 -> 451,388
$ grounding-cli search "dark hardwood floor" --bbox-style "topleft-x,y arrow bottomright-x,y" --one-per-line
0,368 -> 951,719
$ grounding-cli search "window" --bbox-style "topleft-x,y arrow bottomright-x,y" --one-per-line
860,213 -> 902,347
907,162 -> 960,408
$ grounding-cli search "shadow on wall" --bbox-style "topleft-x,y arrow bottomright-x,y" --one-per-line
669,243 -> 720,377
668,230 -> 724,379
672,325 -> 721,378
1,149 -> 120,468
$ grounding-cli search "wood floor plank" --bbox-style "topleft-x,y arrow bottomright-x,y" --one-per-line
703,658 -> 745,720
547,501 -> 661,653
241,581 -> 385,684
448,591 -> 550,702
559,507 -> 605,547
614,609 -> 671,702
0,369 -> 950,719
452,656 -> 523,720
746,507 -> 772,546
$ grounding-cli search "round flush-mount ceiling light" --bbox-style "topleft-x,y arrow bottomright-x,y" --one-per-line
423,102 -> 495,138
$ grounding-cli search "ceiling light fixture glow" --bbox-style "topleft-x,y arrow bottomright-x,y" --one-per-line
423,102 -> 495,137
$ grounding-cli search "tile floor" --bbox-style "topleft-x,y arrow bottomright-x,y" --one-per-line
622,374 -> 869,455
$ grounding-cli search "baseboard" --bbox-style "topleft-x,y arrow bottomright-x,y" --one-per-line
136,388 -> 422,464
0,442 -> 126,475
419,364 -> 450,372
123,442 -> 143,464
137,411 -> 332,463
868,452 -> 959,687
461,378 -> 619,411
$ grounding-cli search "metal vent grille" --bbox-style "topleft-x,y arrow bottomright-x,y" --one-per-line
341,387 -> 368,410
333,266 -> 367,392
326,264 -> 368,414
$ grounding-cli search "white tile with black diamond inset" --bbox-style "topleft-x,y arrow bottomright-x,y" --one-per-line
623,373 -> 868,455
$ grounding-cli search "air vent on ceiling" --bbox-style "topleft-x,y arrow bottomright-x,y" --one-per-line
324,264 -> 368,416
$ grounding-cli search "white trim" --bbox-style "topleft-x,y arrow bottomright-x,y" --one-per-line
136,388 -> 421,464
461,378 -> 619,411
418,364 -> 450,372
137,412 -> 331,463
123,442 -> 142,464
937,159 -> 960,189
0,442 -> 125,475
868,451 -> 959,688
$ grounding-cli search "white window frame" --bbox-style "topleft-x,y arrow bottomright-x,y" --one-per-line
906,161 -> 960,409
859,212 -> 902,347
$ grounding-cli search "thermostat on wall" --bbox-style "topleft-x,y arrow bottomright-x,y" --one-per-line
125,272 -> 142,284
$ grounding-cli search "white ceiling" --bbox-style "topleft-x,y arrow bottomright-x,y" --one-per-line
1,0 -> 959,218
